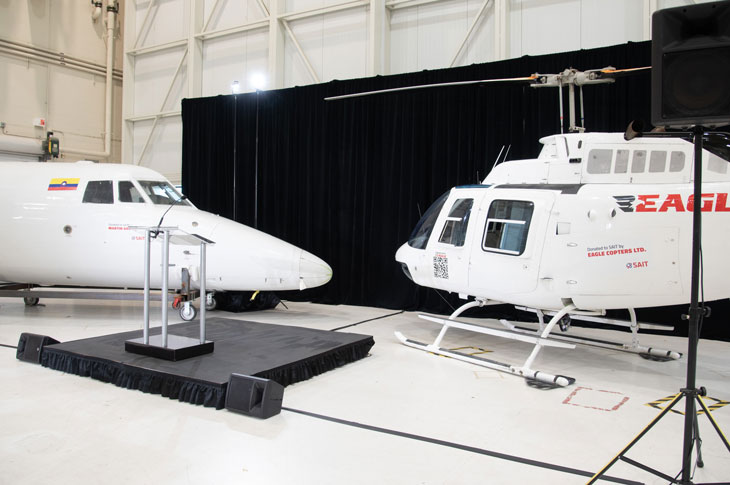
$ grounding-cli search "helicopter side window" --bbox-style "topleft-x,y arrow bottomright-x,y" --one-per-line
118,181 -> 145,203
708,155 -> 729,174
705,132 -> 730,163
631,150 -> 646,173
408,191 -> 450,250
649,151 -> 667,173
438,198 -> 473,247
669,151 -> 685,172
587,149 -> 612,174
615,150 -> 629,173
482,200 -> 534,256
82,180 -> 113,204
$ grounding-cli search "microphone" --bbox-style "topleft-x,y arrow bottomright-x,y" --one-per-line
153,194 -> 188,238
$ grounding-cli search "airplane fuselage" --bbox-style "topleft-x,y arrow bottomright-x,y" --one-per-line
0,162 -> 332,292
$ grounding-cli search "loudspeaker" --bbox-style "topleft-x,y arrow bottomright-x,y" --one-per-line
16,333 -> 59,364
651,0 -> 730,128
225,374 -> 284,419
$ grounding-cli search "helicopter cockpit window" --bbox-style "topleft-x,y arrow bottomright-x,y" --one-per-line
82,180 -> 113,204
137,180 -> 191,206
587,149 -> 612,174
118,181 -> 145,203
482,200 -> 534,256
438,198 -> 473,247
408,191 -> 450,250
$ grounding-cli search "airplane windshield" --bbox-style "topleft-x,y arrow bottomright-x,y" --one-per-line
408,191 -> 450,250
137,180 -> 191,206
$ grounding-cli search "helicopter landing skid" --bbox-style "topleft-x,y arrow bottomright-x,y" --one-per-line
394,331 -> 575,388
395,305 -> 579,387
504,307 -> 682,361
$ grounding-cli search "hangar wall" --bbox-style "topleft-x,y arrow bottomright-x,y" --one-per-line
0,0 -> 124,164
0,0 -> 705,179
124,0 -> 698,183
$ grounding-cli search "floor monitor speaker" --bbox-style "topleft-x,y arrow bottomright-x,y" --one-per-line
16,333 -> 59,364
225,374 -> 284,419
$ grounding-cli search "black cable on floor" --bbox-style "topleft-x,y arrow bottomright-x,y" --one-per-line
282,406 -> 642,485
329,310 -> 404,332
0,343 -> 18,349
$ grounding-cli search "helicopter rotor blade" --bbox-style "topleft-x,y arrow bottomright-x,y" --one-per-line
324,75 -> 539,101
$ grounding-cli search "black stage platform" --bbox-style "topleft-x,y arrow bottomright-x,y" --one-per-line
40,317 -> 374,409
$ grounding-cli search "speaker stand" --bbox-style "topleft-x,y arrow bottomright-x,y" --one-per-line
588,126 -> 730,484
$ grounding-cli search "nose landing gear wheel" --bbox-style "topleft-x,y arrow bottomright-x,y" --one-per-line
23,296 -> 40,306
205,293 -> 217,311
179,302 -> 198,321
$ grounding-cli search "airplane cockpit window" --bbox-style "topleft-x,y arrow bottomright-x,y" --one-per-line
82,180 -> 113,204
483,200 -> 534,256
137,180 -> 191,206
118,181 -> 145,203
408,191 -> 450,250
438,198 -> 473,247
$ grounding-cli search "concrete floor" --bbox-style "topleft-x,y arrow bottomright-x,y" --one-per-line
1,296 -> 729,484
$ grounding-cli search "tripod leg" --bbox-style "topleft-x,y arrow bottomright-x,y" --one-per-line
588,392 -> 684,484
696,394 -> 730,453
693,413 -> 704,468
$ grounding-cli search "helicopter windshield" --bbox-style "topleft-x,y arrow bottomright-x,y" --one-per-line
408,191 -> 450,250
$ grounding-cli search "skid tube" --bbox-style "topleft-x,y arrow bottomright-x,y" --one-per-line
395,299 -> 577,387
507,307 -> 682,361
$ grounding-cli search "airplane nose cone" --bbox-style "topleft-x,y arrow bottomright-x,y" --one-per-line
299,250 -> 333,290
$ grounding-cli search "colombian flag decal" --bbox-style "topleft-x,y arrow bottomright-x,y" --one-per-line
48,178 -> 80,191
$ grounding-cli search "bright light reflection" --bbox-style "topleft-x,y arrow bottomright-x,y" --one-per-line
249,72 -> 266,91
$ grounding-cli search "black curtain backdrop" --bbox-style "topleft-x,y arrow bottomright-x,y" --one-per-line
181,41 -> 729,340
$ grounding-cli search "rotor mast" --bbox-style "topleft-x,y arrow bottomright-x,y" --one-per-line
530,67 -> 617,133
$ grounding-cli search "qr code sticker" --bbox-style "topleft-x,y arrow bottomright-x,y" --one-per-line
433,252 -> 449,279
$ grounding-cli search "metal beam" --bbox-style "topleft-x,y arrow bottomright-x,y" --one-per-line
494,0 -> 507,61
269,0 -> 285,89
281,20 -> 320,83
133,0 -> 158,49
135,48 -> 189,166
368,0 -> 387,76
188,0 -> 204,99
125,111 -> 181,123
280,0 -> 368,22
386,0 -> 441,10
126,39 -> 188,57
195,20 -> 270,41
122,0 -> 137,165
643,0 -> 658,40
449,0 -> 493,67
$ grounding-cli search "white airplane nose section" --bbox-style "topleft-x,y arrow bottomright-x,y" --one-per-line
299,250 -> 333,290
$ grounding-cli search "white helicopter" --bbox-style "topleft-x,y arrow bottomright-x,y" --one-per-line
331,67 -> 730,387
0,161 -> 333,319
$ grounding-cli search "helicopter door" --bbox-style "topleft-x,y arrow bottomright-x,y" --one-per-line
468,192 -> 555,298
428,196 -> 476,292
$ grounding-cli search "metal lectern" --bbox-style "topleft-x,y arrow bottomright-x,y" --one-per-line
125,227 -> 215,361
